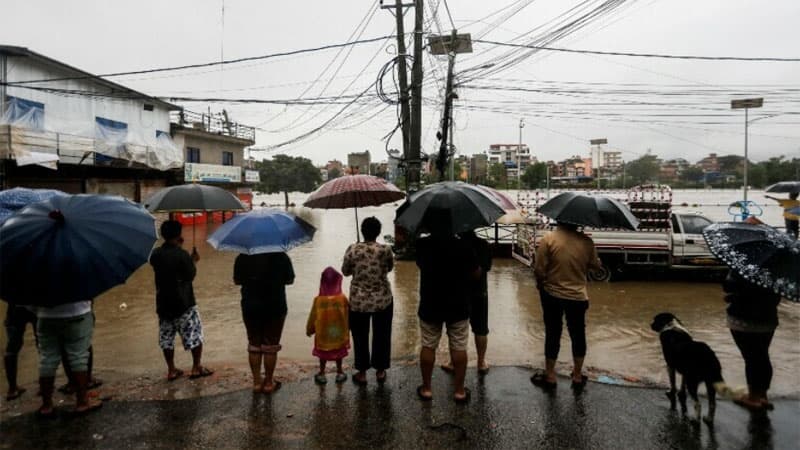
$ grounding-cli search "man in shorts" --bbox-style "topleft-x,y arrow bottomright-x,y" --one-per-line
415,212 -> 480,403
149,220 -> 213,380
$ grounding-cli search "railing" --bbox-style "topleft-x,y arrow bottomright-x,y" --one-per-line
171,110 -> 256,142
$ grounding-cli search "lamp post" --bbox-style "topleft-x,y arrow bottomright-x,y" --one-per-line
590,138 -> 607,189
518,118 -> 525,189
731,98 -> 763,202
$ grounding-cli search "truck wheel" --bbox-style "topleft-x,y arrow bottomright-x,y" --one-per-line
588,264 -> 612,282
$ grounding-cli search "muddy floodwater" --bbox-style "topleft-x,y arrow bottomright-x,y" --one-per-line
1,189 -> 798,396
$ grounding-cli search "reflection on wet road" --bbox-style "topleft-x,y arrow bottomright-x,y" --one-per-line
1,191 -> 798,396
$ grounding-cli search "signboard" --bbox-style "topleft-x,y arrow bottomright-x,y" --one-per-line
184,163 -> 241,183
589,138 -> 607,145
731,98 -> 763,109
245,170 -> 260,183
428,33 -> 473,55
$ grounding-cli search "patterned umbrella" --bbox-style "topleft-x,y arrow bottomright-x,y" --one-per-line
703,222 -> 799,302
303,175 -> 405,241
474,185 -> 529,225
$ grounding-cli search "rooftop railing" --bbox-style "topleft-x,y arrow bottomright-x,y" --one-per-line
171,110 -> 255,142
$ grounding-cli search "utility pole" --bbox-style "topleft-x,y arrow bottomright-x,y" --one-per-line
518,118 -> 524,189
436,29 -> 458,181
408,0 -> 425,192
383,0 -> 412,169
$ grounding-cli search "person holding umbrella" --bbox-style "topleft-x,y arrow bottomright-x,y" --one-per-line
149,220 -> 213,381
532,221 -> 603,390
764,192 -> 798,239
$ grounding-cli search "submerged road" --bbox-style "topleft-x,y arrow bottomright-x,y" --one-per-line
1,366 -> 798,449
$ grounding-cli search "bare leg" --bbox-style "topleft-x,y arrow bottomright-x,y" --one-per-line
162,349 -> 180,378
335,358 -> 344,375
190,344 -> 203,374
544,358 -> 557,383
419,346 -> 435,398
262,351 -> 278,392
72,371 -> 101,413
248,349 -> 263,392
451,349 -> 468,400
4,354 -> 25,399
38,376 -> 55,414
572,356 -> 585,383
475,335 -> 488,371
319,358 -> 327,375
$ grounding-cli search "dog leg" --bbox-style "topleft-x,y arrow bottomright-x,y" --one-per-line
666,367 -> 677,410
703,382 -> 716,426
678,378 -> 688,413
687,380 -> 701,422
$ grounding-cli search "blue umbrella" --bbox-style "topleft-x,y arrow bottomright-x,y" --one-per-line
0,194 -> 157,306
207,209 -> 316,254
0,187 -> 66,224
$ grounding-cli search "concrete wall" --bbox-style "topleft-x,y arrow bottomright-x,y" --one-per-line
172,133 -> 244,167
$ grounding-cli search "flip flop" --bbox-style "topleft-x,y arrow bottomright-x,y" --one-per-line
73,400 -> 103,416
35,408 -> 57,420
88,378 -> 104,390
335,373 -> 348,384
571,375 -> 588,389
6,387 -> 26,400
416,385 -> 433,401
477,366 -> 490,376
454,387 -> 471,404
352,373 -> 368,386
530,372 -> 557,390
314,374 -> 328,385
734,397 -> 768,411
167,369 -> 184,381
263,381 -> 282,394
376,371 -> 387,384
189,367 -> 214,379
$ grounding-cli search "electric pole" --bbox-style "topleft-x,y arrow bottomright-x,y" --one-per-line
408,0 -> 424,192
382,0 -> 412,170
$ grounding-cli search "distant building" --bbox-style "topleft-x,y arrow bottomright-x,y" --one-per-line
347,150 -> 371,175
469,153 -> 488,184
697,153 -> 720,173
659,158 -> 690,182
369,162 -> 389,179
326,159 -> 344,173
556,155 -> 592,178
319,168 -> 329,182
487,143 -> 532,179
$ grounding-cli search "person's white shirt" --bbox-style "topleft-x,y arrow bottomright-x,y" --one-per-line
36,301 -> 92,319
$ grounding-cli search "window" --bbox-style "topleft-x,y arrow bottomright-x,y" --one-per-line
187,147 -> 201,163
4,96 -> 45,130
143,104 -> 154,111
680,215 -> 713,235
222,151 -> 234,166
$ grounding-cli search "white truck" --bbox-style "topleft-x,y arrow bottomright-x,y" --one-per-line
512,186 -> 725,280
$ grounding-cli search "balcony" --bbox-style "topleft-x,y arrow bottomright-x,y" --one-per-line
171,110 -> 255,144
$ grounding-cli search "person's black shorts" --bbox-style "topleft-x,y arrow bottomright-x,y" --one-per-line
469,294 -> 489,336
4,305 -> 38,355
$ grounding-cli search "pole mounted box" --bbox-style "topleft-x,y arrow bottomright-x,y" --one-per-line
428,34 -> 473,55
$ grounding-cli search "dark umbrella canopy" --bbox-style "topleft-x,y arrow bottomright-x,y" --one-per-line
395,181 -> 506,235
765,181 -> 800,193
703,222 -> 799,302
0,187 -> 66,224
0,195 -> 157,306
144,184 -> 245,212
537,192 -> 640,230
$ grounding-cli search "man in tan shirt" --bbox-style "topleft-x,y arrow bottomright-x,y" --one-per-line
532,222 -> 602,390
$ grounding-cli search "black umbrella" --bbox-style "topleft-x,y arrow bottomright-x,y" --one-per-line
394,181 -> 505,235
703,222 -> 799,302
144,184 -> 246,253
765,181 -> 800,193
537,192 -> 640,230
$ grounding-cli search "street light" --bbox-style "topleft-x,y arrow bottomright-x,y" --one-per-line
731,98 -> 763,202
518,118 -> 525,189
590,138 -> 607,189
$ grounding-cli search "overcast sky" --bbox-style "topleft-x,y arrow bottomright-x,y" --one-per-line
3,0 -> 799,165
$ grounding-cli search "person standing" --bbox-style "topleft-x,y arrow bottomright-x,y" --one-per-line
341,217 -> 395,385
441,230 -> 492,374
36,300 -> 101,417
307,267 -> 350,385
233,250 -> 295,394
4,305 -> 37,400
765,192 -> 799,239
532,222 -> 602,389
149,220 -> 213,381
415,213 -> 480,403
724,270 -> 781,411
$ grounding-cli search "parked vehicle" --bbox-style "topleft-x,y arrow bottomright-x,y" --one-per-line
512,185 -> 725,280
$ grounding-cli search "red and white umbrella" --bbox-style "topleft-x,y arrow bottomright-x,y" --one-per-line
474,185 -> 529,224
303,175 -> 405,240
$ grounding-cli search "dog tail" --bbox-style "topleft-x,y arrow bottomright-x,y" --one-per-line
713,381 -> 745,399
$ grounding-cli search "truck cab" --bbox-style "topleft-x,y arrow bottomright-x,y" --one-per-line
670,211 -> 719,267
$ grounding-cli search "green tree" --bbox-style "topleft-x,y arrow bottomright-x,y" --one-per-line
718,155 -> 745,178
255,154 -> 322,208
521,162 -> 548,189
327,166 -> 342,179
680,166 -> 705,186
624,154 -> 660,186
748,164 -> 767,188
488,162 -> 507,188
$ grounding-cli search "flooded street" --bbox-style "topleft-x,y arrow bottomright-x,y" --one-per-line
2,189 -> 798,396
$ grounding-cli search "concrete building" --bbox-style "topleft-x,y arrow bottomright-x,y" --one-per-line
487,143 -> 532,179
469,153 -> 488,184
659,158 -> 690,183
697,153 -> 720,173
386,149 -> 401,182
347,151 -> 371,175
0,45 -> 183,200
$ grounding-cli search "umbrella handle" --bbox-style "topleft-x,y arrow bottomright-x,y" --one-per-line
355,207 -> 360,243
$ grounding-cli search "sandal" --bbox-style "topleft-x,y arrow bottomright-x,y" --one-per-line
477,365 -> 490,376
416,385 -> 433,401
376,371 -> 387,384
734,396 -> 768,411
439,364 -> 455,374
74,399 -> 103,416
571,375 -> 588,389
530,372 -> 557,390
35,407 -> 57,420
263,380 -> 282,394
454,387 -> 471,404
314,374 -> 328,385
5,387 -> 26,400
335,373 -> 348,384
189,367 -> 214,379
352,373 -> 368,386
167,369 -> 184,381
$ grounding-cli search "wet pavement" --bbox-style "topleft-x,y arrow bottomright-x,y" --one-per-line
1,366 -> 798,449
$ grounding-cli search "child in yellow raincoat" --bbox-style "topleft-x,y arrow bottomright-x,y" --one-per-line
306,267 -> 350,384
